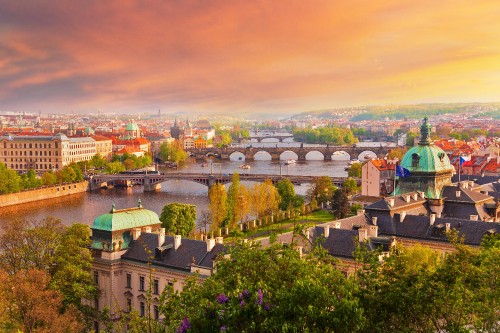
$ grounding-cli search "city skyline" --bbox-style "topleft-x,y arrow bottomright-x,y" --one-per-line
1,0 -> 499,116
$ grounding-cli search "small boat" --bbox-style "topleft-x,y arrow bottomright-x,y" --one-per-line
284,159 -> 296,165
345,159 -> 360,170
239,164 -> 251,169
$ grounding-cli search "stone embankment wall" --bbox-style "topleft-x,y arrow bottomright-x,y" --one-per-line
0,181 -> 88,208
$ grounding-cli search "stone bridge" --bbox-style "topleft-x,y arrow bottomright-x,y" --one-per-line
187,145 -> 390,161
240,134 -> 294,143
89,173 -> 352,192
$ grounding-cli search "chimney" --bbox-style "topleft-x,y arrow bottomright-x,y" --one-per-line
174,235 -> 182,250
357,209 -> 365,216
462,182 -> 468,189
469,181 -> 474,188
145,226 -> 152,233
358,228 -> 368,242
335,222 -> 341,229
456,191 -> 461,198
132,228 -> 141,240
445,223 -> 451,232
412,193 -> 418,201
388,198 -> 395,207
305,229 -> 310,239
400,211 -> 407,222
430,213 -> 436,225
206,238 -> 216,252
404,195 -> 410,203
158,228 -> 165,247
436,211 -> 442,218
215,236 -> 224,244
419,191 -> 425,199
469,215 -> 479,221
372,216 -> 378,225
368,225 -> 378,237
323,226 -> 330,238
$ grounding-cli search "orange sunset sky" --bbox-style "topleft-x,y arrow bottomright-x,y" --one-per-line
1,0 -> 499,116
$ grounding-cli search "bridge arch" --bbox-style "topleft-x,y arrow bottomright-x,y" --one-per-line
229,151 -> 246,161
253,151 -> 272,160
279,151 -> 299,160
331,151 -> 351,161
305,151 -> 325,161
282,137 -> 295,143
260,138 -> 280,143
357,150 -> 377,161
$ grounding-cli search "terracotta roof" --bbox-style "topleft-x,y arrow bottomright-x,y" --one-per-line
370,159 -> 395,171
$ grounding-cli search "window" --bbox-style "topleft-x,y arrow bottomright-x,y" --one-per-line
139,276 -> 145,291
140,302 -> 145,317
411,153 -> 420,168
126,273 -> 131,288
94,271 -> 99,285
127,298 -> 132,312
153,279 -> 159,295
154,305 -> 159,320
167,281 -> 173,287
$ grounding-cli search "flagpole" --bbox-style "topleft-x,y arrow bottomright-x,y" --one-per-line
458,157 -> 461,183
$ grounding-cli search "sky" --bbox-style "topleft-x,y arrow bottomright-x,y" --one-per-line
1,0 -> 500,116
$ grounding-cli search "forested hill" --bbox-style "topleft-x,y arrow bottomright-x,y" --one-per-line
291,103 -> 500,121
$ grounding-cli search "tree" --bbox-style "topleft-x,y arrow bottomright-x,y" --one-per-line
158,242 -> 365,332
331,188 -> 349,219
91,153 -> 108,169
347,162 -> 362,178
41,170 -> 57,186
0,218 -> 97,329
159,203 -> 197,236
105,161 -> 126,174
159,141 -> 187,164
275,178 -> 296,211
308,176 -> 336,207
343,177 -> 359,196
226,173 -> 248,231
0,163 -> 21,194
249,179 -> 281,219
386,147 -> 407,161
406,132 -> 417,146
0,269 -> 84,333
208,183 -> 227,233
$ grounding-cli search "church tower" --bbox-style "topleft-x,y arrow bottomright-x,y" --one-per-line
394,117 -> 455,199
170,118 -> 180,139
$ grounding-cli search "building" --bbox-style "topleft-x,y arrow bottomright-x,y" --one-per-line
0,133 -> 97,172
91,201 -> 225,329
91,135 -> 113,161
361,158 -> 396,197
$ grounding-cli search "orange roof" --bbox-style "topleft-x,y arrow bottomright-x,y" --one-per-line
370,159 -> 395,171
482,160 -> 499,172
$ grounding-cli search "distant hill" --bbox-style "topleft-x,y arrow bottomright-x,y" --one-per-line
291,103 -> 500,121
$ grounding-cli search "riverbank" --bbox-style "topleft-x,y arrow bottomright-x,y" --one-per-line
0,181 -> 89,208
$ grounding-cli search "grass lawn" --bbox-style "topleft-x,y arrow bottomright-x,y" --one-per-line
226,209 -> 335,242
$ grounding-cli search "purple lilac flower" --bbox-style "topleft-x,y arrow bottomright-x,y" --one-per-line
176,317 -> 190,333
264,302 -> 271,311
256,289 -> 263,305
217,294 -> 229,304
220,326 -> 227,331
240,300 -> 245,308
238,292 -> 243,300
243,289 -> 249,298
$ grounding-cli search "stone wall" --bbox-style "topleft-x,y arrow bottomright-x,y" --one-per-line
0,181 -> 88,207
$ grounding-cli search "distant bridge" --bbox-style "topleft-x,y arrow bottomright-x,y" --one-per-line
186,145 -> 391,161
240,133 -> 294,143
89,173 -> 353,192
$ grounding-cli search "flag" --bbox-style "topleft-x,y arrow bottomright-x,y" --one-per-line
396,165 -> 410,178
459,156 -> 470,165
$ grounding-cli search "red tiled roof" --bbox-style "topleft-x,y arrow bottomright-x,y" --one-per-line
370,159 -> 395,171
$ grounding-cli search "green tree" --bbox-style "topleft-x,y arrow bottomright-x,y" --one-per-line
347,162 -> 362,178
41,170 -> 58,186
208,183 -> 228,233
331,188 -> 349,219
0,163 -> 21,194
308,176 -> 336,207
105,161 -> 126,174
159,141 -> 187,164
159,203 -> 197,236
226,173 -> 247,231
386,147 -> 407,161
275,178 -> 296,211
343,177 -> 359,195
406,132 -> 418,146
91,154 -> 108,169
249,179 -> 281,219
158,242 -> 365,332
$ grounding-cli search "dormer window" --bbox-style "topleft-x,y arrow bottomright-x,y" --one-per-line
411,153 -> 420,168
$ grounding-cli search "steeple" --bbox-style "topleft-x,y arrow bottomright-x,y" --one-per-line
419,117 -> 432,145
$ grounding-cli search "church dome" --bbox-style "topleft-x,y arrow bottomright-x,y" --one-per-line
92,203 -> 160,232
401,144 -> 454,174
126,122 -> 140,132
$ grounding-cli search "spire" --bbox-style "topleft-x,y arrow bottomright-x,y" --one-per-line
173,118 -> 178,127
419,117 -> 432,145
111,202 -> 116,213
138,198 -> 142,208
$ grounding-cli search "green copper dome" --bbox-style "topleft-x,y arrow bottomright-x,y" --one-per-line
126,122 -> 140,131
400,118 -> 454,174
92,204 -> 160,232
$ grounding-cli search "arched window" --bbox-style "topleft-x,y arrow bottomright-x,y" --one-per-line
411,153 -> 420,168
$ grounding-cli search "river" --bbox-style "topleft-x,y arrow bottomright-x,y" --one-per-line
0,135 -> 387,230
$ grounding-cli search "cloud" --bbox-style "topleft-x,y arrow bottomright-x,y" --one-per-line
0,0 -> 499,115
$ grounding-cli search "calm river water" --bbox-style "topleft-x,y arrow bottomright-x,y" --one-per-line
0,154 -> 351,229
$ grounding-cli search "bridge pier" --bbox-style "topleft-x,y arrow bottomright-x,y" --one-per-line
144,177 -> 161,192
88,177 -> 108,190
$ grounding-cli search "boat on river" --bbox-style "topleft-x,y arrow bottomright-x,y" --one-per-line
284,159 -> 296,165
239,164 -> 251,169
